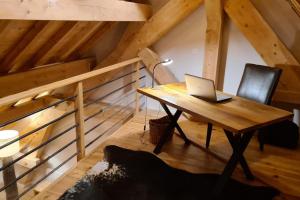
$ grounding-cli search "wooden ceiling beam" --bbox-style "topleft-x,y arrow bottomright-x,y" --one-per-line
0,20 -> 35,63
138,48 -> 177,84
224,0 -> 299,66
0,21 -> 49,73
224,0 -> 300,105
35,22 -> 90,66
0,59 -> 92,98
203,0 -> 224,90
25,21 -> 77,68
6,21 -> 65,73
84,0 -> 204,92
0,0 -> 152,21
58,22 -> 104,61
67,22 -> 117,61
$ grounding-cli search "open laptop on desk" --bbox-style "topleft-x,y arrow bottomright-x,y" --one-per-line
185,74 -> 232,103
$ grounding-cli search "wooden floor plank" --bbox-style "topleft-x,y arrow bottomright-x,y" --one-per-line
33,111 -> 300,200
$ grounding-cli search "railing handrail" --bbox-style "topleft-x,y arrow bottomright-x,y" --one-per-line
0,57 -> 141,106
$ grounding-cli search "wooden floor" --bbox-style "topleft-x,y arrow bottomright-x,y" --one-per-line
33,111 -> 300,200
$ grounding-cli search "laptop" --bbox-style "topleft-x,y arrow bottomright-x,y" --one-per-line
185,74 -> 232,103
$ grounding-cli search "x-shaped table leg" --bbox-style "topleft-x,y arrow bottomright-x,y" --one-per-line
212,130 -> 254,198
153,103 -> 190,154
224,130 -> 255,180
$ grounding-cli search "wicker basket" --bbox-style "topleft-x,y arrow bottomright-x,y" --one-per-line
149,116 -> 174,145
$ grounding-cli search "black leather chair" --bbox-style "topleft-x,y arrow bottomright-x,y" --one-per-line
205,63 -> 282,150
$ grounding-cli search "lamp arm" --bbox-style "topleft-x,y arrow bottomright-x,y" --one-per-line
152,61 -> 164,88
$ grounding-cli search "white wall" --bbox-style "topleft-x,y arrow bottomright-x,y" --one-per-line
144,6 -> 265,110
145,1 -> 300,113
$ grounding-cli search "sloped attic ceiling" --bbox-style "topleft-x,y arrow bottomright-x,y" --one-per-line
0,20 -> 113,73
0,0 -> 152,74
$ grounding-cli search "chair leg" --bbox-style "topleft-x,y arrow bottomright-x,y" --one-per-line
206,123 -> 213,149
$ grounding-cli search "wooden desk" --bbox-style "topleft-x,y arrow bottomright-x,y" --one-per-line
138,83 -> 293,197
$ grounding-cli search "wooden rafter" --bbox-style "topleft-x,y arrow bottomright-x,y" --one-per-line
85,0 -> 204,91
0,0 -> 152,22
224,0 -> 300,104
225,0 -> 299,66
25,21 -> 77,68
0,21 -> 49,73
138,48 -> 177,84
288,0 -> 300,17
203,0 -> 224,90
6,21 -> 65,73
35,22 -> 95,66
0,59 -> 91,98
67,22 -> 116,61
0,20 -> 35,63
57,22 -> 104,61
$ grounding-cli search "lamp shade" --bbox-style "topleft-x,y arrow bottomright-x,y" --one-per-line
0,130 -> 20,158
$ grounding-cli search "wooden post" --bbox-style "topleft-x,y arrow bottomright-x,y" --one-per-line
74,82 -> 85,160
203,0 -> 224,90
2,157 -> 19,200
135,62 -> 141,114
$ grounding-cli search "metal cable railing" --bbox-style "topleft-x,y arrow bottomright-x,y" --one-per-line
0,124 -> 78,172
0,95 -> 77,128
0,109 -> 77,151
0,59 -> 145,199
0,137 -> 78,193
16,151 -> 79,200
85,99 -> 145,148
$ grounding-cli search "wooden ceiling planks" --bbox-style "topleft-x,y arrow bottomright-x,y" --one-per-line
56,22 -> 104,61
7,21 -> 65,73
0,20 -> 108,73
0,21 -> 50,73
24,21 -> 78,69
0,20 -> 35,64
67,22 -> 117,61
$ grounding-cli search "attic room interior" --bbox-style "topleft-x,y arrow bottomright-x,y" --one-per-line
0,0 -> 300,199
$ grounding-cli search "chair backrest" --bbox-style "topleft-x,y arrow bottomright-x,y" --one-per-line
237,63 -> 282,105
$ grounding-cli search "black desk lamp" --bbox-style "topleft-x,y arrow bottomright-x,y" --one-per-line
152,58 -> 173,88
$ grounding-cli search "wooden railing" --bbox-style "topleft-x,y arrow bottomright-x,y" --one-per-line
0,58 -> 145,200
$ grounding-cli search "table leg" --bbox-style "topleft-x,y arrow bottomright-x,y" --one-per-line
153,103 -> 190,154
224,130 -> 254,180
160,103 -> 190,144
212,131 -> 254,197
3,157 -> 19,200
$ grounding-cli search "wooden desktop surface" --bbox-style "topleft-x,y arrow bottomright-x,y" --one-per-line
138,83 -> 293,133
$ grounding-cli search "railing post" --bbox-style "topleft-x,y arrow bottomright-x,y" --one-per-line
135,62 -> 141,114
74,81 -> 85,160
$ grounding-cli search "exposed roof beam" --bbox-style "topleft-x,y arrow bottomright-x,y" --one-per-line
0,21 -> 50,73
203,0 -> 224,90
57,22 -> 104,61
67,22 -> 116,61
0,59 -> 91,98
6,21 -> 65,73
138,48 -> 177,84
25,21 -> 77,68
0,0 -> 152,21
224,0 -> 300,105
84,0 -> 204,91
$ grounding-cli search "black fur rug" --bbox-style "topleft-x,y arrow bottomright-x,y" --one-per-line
59,145 -> 279,200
